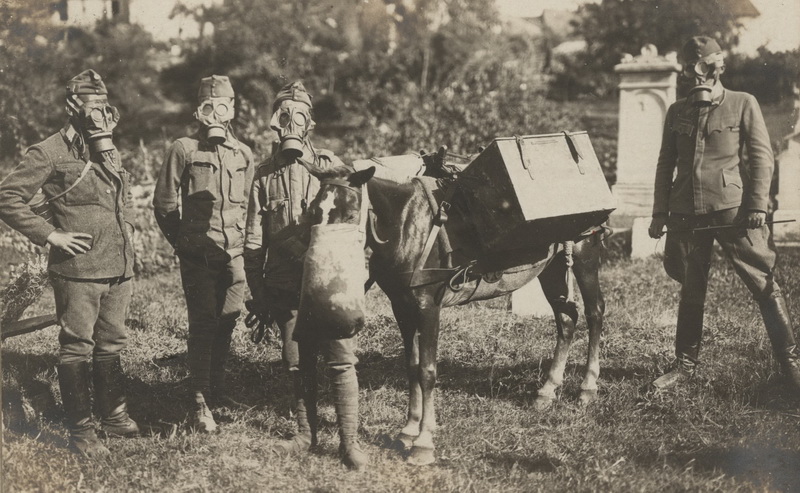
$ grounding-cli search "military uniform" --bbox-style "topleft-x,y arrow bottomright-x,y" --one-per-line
244,147 -> 343,368
652,38 -> 799,390
0,70 -> 139,457
244,81 -> 366,469
154,131 -> 254,398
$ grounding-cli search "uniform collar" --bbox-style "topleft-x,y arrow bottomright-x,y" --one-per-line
60,122 -> 89,160
709,82 -> 725,107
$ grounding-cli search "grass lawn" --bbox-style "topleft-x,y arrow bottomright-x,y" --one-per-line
2,245 -> 800,492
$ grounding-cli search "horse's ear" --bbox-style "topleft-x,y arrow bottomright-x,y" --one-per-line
349,166 -> 376,187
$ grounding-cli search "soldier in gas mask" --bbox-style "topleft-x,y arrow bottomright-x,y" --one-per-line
244,81 -> 368,469
0,69 -> 138,457
649,37 -> 800,392
153,75 -> 254,432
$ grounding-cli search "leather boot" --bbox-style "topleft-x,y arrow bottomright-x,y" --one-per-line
653,300 -> 703,390
272,369 -> 317,455
58,361 -> 109,458
759,292 -> 800,392
332,364 -> 367,471
209,321 -> 242,409
94,356 -> 139,437
191,392 -> 218,433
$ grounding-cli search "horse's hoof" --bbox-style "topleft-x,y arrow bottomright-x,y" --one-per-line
407,446 -> 435,466
395,432 -> 417,451
579,389 -> 598,406
533,394 -> 554,411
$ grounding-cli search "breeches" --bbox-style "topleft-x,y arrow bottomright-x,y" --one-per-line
179,254 -> 246,391
265,287 -> 302,371
299,337 -> 359,373
52,275 -> 132,365
663,208 -> 780,305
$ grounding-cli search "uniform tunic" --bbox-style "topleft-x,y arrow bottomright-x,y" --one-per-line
243,147 -> 342,369
654,84 -> 780,305
0,124 -> 135,363
153,131 -> 254,392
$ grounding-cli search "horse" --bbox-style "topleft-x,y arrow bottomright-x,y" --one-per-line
300,160 -> 607,466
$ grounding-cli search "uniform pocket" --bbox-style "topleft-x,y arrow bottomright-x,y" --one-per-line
708,116 -> 740,135
264,199 -> 288,238
59,164 -> 101,206
722,168 -> 742,189
227,164 -> 248,203
187,162 -> 214,199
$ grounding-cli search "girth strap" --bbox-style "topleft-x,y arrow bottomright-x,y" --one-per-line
408,177 -> 459,288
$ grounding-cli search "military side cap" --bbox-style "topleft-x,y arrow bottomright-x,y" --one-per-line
681,36 -> 723,63
198,75 -> 235,99
272,81 -> 312,111
66,69 -> 107,96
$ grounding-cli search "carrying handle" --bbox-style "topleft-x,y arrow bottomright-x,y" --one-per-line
514,135 -> 535,180
562,131 -> 585,175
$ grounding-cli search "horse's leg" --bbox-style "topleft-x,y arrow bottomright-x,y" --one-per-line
408,299 -> 440,466
572,238 -> 606,406
390,296 -> 422,450
535,250 -> 579,411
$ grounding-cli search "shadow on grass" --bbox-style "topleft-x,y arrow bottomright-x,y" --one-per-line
676,447 -> 800,493
356,349 -> 646,407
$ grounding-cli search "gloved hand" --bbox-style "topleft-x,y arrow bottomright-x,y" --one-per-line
735,210 -> 766,229
244,299 -> 273,344
648,215 -> 668,239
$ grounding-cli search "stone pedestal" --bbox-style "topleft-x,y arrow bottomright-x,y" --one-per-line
613,45 -> 681,257
775,135 -> 800,243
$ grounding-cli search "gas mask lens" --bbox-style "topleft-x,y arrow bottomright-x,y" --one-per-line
195,98 -> 234,125
683,61 -> 712,79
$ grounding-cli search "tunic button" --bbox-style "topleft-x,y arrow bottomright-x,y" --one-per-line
106,189 -> 111,194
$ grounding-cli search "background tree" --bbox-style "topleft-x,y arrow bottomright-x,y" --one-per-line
549,0 -> 741,99
0,2 -> 164,158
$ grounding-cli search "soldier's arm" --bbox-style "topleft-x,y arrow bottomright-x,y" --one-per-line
652,104 -> 678,217
152,140 -> 186,247
740,94 -> 774,213
0,146 -> 57,246
244,169 -> 268,303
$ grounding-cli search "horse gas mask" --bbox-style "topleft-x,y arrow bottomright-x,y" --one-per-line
680,36 -> 725,106
271,81 -> 315,160
195,75 -> 236,145
65,70 -> 119,156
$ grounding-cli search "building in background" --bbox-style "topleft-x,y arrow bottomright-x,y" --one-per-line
50,0 -> 222,42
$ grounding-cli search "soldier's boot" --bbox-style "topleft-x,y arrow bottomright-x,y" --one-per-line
208,321 -> 245,409
94,356 -> 139,437
333,364 -> 368,471
191,392 -> 218,433
272,370 -> 318,455
759,292 -> 800,392
58,361 -> 109,458
653,300 -> 703,390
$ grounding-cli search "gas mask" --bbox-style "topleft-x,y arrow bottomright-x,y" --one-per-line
67,93 -> 120,157
682,53 -> 724,106
194,97 -> 234,145
270,100 -> 315,160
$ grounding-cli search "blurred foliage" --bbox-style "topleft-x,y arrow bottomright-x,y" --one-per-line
550,0 -> 742,99
724,48 -> 800,104
0,2 -> 163,157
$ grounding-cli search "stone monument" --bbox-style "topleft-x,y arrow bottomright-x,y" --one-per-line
774,92 -> 800,243
613,45 -> 681,257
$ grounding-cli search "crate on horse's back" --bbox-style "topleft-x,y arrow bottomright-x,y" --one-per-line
454,132 -> 615,271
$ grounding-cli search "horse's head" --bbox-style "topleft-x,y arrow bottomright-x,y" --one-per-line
300,161 -> 375,227
295,162 -> 376,341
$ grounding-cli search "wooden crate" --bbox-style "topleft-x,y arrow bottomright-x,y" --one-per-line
456,132 -> 615,259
